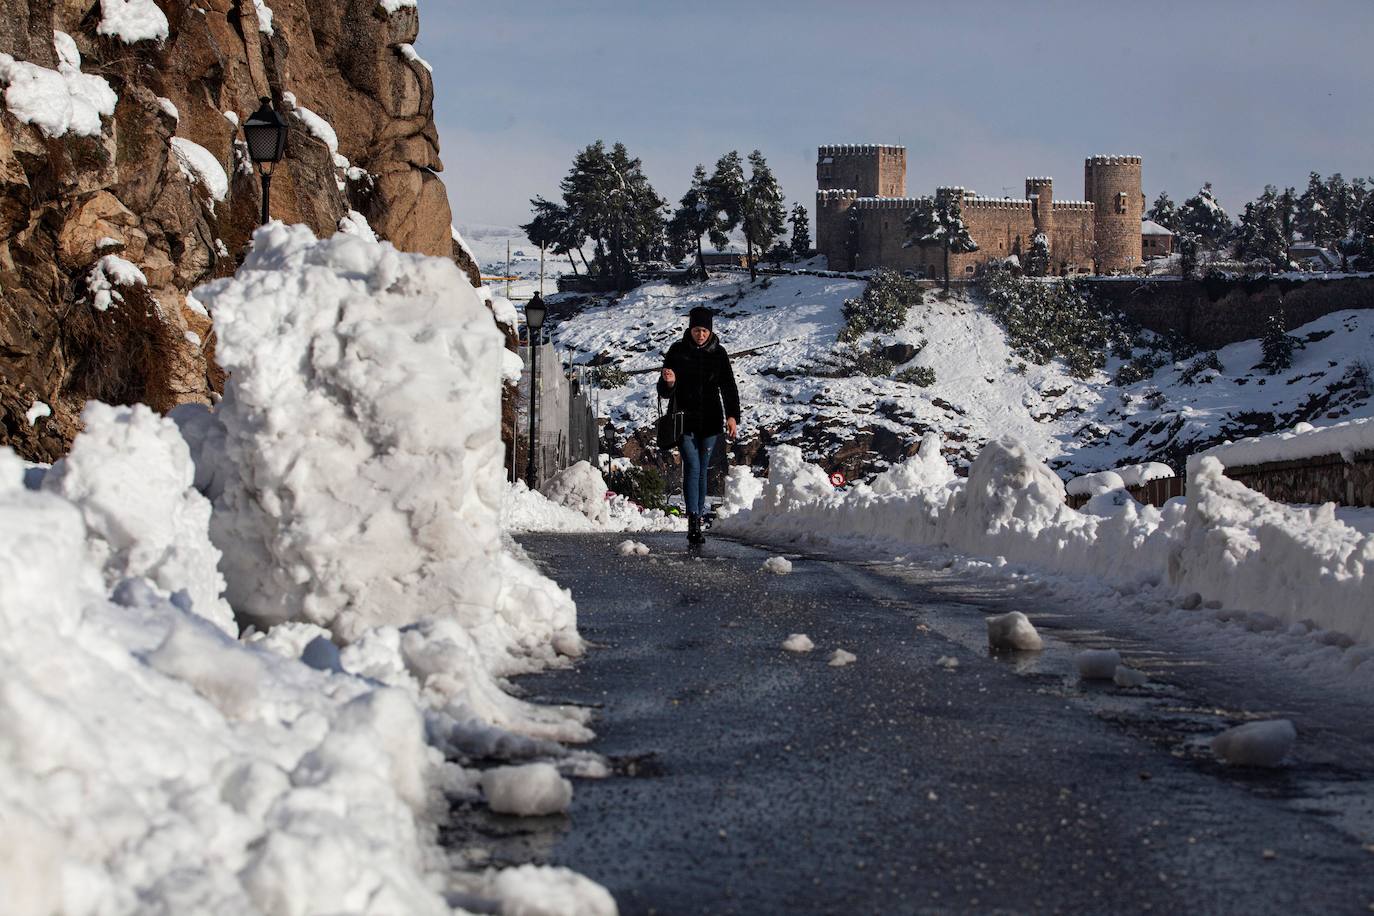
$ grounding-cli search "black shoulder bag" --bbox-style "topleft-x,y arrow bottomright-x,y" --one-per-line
656,392 -> 685,451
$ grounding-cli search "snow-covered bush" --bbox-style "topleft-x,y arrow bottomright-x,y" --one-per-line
980,271 -> 1129,379
838,268 -> 923,341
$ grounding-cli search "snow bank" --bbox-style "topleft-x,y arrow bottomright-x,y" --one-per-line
170,137 -> 229,203
542,461 -> 610,527
1196,416 -> 1374,468
504,473 -> 681,535
481,763 -> 572,816
97,0 -> 169,44
722,434 -> 1374,651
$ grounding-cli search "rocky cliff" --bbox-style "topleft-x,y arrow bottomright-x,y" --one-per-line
0,0 -> 480,462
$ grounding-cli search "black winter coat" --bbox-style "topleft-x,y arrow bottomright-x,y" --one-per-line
656,331 -> 741,437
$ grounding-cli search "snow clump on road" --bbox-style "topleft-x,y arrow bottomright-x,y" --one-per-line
986,611 -> 1043,652
1076,649 -> 1123,680
782,633 -> 815,653
762,555 -> 793,575
481,763 -> 574,816
828,649 -> 857,667
618,539 -> 650,556
1211,720 -> 1297,767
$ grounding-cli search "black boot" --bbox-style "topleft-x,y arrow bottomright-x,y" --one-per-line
688,514 -> 704,545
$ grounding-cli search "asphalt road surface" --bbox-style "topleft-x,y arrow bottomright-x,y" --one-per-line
491,531 -> 1374,915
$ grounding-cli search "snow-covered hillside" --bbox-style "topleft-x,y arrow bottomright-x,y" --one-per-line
550,273 -> 1374,480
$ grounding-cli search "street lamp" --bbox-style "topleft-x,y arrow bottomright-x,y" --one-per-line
242,96 -> 288,226
524,293 -> 547,489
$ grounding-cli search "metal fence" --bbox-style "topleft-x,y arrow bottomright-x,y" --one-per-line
515,343 -> 598,489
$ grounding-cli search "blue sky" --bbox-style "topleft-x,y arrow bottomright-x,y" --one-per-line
415,0 -> 1374,231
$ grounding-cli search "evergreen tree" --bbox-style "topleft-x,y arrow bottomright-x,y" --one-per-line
789,203 -> 812,259
1296,171 -> 1331,246
1146,191 -> 1178,231
1176,229 -> 1199,279
669,164 -> 718,279
1176,182 -> 1232,249
558,140 -> 664,290
1026,231 -> 1050,277
1260,302 -> 1295,374
1278,187 -> 1298,248
521,196 -> 584,276
903,188 -> 979,291
706,151 -> 746,253
1234,186 -> 1291,269
741,150 -> 787,281
1326,173 -> 1353,243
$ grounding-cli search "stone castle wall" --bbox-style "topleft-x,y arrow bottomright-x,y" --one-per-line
1085,155 -> 1143,273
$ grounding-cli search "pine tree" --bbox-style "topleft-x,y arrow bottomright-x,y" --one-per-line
789,203 -> 812,259
1026,231 -> 1050,276
670,164 -> 717,279
742,150 -> 786,281
1177,183 -> 1232,250
1278,187 -> 1298,248
903,188 -> 978,291
1176,230 -> 1199,279
1146,191 -> 1178,231
1297,172 -> 1331,247
558,140 -> 664,290
706,151 -> 745,254
1260,302 -> 1294,374
1235,186 -> 1291,269
521,196 -> 585,276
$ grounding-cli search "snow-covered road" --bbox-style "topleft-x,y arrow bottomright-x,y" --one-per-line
500,531 -> 1374,914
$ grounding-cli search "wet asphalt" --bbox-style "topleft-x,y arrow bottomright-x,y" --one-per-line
498,531 -> 1374,915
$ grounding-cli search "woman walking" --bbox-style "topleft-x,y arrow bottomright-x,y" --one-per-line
658,306 -> 741,545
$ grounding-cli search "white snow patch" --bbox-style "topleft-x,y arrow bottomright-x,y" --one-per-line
541,461 -> 609,527
338,209 -> 377,242
171,137 -> 229,203
782,633 -> 814,653
0,45 -> 116,138
252,0 -> 275,34
761,555 -> 793,575
25,401 -> 50,426
617,539 -> 650,556
156,96 -> 178,120
481,865 -> 618,916
398,44 -> 432,73
96,0 -> 169,44
936,655 -> 960,669
379,0 -> 418,12
480,763 -> 572,816
828,648 -> 856,667
86,255 -> 147,311
986,611 -> 1043,652
1211,719 -> 1297,767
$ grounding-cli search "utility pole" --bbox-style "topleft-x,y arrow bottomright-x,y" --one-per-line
506,239 -> 511,300
539,244 -> 545,297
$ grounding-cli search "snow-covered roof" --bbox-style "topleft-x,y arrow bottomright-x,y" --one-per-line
1141,219 -> 1173,236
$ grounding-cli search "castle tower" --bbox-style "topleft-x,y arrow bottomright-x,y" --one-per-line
815,188 -> 859,270
1084,155 -> 1143,273
1025,177 -> 1054,235
817,144 -> 906,198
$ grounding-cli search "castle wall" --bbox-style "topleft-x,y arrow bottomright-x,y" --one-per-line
817,144 -> 905,198
1085,155 -> 1143,273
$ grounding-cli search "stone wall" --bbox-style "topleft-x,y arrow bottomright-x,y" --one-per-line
1088,275 -> 1374,350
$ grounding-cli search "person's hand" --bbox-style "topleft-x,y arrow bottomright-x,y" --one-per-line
726,417 -> 738,439
661,368 -> 675,386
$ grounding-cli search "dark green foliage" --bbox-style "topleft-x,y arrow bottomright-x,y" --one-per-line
1146,191 -> 1178,231
1234,185 -> 1293,269
829,341 -> 896,377
669,164 -> 719,278
838,269 -> 924,342
1179,351 -> 1223,385
980,272 -> 1129,379
1026,231 -> 1050,277
1176,230 -> 1200,279
902,188 -> 978,291
1260,305 -> 1295,374
557,140 -> 666,290
895,365 -> 937,387
585,365 -> 629,388
1176,183 -> 1232,248
606,465 -> 667,511
789,203 -> 811,259
1113,352 -> 1166,386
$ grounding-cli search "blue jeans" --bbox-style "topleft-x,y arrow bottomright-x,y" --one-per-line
681,432 -> 718,516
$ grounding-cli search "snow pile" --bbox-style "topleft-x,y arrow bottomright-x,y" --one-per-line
170,137 -> 229,203
986,611 -> 1043,652
96,0 -> 169,43
0,422 -> 453,914
870,433 -> 956,494
1211,720 -> 1297,767
782,633 -> 814,653
480,866 -> 617,916
828,649 -> 856,667
252,0 -> 275,34
480,763 -> 573,816
0,37 -> 117,138
542,461 -> 610,527
722,434 -> 1374,650
761,555 -> 792,575
1076,649 -> 1122,680
86,254 -> 147,311
503,478 -> 680,535
719,465 -> 764,518
617,539 -> 650,556
338,209 -> 377,242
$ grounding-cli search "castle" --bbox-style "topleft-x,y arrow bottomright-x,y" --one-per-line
815,145 -> 1144,277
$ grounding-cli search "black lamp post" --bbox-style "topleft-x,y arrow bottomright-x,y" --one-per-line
524,293 -> 547,489
242,96 -> 288,226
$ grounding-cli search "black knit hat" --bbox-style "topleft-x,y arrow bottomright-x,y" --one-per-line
688,306 -> 713,331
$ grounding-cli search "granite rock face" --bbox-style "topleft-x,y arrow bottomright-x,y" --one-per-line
0,0 -> 480,461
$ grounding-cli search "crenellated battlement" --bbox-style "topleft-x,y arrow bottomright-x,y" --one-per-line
1051,200 -> 1094,211
851,196 -> 923,210
963,197 -> 1033,211
818,144 -> 906,157
1025,177 -> 1054,186
817,188 -> 859,205
1086,155 -> 1142,166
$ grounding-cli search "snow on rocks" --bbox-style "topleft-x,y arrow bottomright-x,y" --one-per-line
762,555 -> 793,575
86,254 -> 147,311
1076,649 -> 1122,680
542,461 -> 611,527
25,401 -> 50,426
1211,720 -> 1297,767
828,648 -> 857,667
986,611 -> 1043,652
171,137 -> 229,203
618,539 -> 650,556
480,763 -> 573,816
96,0 -> 170,44
782,633 -> 815,653
0,41 -> 117,138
